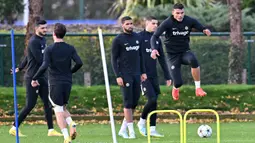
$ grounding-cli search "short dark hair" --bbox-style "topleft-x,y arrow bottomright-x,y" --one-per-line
121,16 -> 132,24
173,3 -> 184,9
35,17 -> 47,26
54,23 -> 66,38
145,16 -> 157,21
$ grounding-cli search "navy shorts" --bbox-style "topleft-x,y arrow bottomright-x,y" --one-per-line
120,74 -> 141,109
49,84 -> 72,107
141,77 -> 160,99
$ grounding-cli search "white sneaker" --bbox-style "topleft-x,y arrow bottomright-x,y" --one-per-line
137,123 -> 147,136
129,132 -> 136,139
150,130 -> 164,138
118,130 -> 129,139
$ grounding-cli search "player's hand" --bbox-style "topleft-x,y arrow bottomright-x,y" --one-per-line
203,29 -> 211,36
31,80 -> 40,87
166,80 -> 172,86
151,49 -> 160,59
116,77 -> 124,87
10,68 -> 19,74
141,74 -> 147,82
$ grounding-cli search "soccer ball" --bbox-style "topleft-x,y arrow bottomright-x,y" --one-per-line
197,124 -> 212,138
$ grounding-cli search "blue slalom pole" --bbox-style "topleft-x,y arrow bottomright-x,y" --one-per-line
11,29 -> 20,143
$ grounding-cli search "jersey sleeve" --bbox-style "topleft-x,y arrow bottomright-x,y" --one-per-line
191,18 -> 206,32
139,36 -> 146,74
157,40 -> 171,80
29,40 -> 43,65
111,37 -> 122,77
32,46 -> 51,80
151,19 -> 170,50
71,47 -> 83,73
18,56 -> 28,71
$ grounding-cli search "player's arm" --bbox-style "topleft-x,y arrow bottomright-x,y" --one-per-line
139,38 -> 147,81
150,19 -> 169,59
29,40 -> 43,64
18,56 -> 28,71
111,38 -> 125,86
151,19 -> 168,50
32,47 -> 50,81
192,18 -> 211,36
111,38 -> 121,78
157,40 -> 171,84
71,48 -> 83,73
10,56 -> 27,74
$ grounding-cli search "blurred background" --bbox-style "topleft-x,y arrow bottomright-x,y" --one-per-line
0,0 -> 254,87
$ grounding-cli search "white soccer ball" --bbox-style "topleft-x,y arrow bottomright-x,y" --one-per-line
197,124 -> 212,138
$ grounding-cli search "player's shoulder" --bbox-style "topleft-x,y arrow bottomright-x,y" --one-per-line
113,33 -> 122,40
45,44 -> 54,51
184,15 -> 197,22
131,32 -> 140,38
159,16 -> 173,27
137,30 -> 145,38
163,16 -> 172,23
62,42 -> 76,52
137,30 -> 144,35
63,42 -> 74,48
28,35 -> 38,43
113,33 -> 124,44
115,33 -> 124,38
133,32 -> 144,41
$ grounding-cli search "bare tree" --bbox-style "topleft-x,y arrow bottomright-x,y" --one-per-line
24,0 -> 44,55
227,0 -> 244,84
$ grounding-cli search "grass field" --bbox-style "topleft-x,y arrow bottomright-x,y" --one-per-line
0,122 -> 254,143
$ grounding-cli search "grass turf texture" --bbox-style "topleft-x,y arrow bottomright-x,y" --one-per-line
0,122 -> 254,143
0,85 -> 255,117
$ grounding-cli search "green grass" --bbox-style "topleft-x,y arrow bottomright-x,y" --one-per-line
1,85 -> 255,117
0,122 -> 254,143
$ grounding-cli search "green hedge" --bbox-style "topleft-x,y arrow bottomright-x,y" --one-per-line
1,34 -> 254,86
0,85 -> 254,116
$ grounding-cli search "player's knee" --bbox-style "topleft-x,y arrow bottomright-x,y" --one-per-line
174,81 -> 183,88
148,96 -> 157,105
132,103 -> 138,109
26,102 -> 36,110
124,103 -> 133,109
53,105 -> 64,113
190,58 -> 199,68
130,100 -> 139,109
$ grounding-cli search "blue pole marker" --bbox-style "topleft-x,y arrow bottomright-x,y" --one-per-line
11,29 -> 20,143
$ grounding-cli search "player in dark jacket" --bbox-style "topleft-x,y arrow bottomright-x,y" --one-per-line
151,3 -> 211,100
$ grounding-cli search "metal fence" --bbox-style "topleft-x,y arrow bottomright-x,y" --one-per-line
0,32 -> 254,87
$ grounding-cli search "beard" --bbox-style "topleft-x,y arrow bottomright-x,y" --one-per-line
38,31 -> 46,37
123,27 -> 133,33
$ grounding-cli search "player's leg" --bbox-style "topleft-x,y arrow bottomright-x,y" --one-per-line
138,79 -> 156,136
148,78 -> 164,137
61,84 -> 77,140
181,51 -> 206,96
119,74 -> 134,139
9,78 -> 38,137
167,54 -> 183,100
49,84 -> 71,142
38,79 -> 62,136
130,75 -> 142,139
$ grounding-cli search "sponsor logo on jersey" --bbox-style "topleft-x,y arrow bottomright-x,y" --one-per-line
172,31 -> 189,36
146,48 -> 152,53
126,45 -> 140,51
